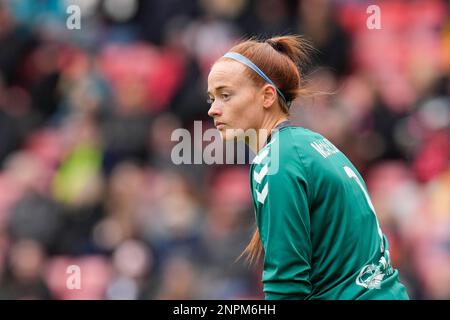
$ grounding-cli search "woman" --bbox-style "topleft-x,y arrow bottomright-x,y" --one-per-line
206,35 -> 409,300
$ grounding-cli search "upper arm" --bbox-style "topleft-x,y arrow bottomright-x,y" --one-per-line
253,155 -> 312,299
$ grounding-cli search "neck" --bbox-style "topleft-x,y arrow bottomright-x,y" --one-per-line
247,116 -> 288,154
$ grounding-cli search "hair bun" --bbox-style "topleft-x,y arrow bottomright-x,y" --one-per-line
266,39 -> 285,53
264,35 -> 314,72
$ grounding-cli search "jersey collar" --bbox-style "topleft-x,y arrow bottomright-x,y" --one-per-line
265,120 -> 292,145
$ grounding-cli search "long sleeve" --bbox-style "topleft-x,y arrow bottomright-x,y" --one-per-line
250,145 -> 312,300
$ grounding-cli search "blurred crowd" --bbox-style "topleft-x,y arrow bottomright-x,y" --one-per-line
0,0 -> 449,300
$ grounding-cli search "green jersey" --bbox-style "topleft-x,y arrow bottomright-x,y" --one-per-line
249,122 -> 409,300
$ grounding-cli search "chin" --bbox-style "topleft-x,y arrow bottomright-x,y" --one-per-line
219,128 -> 234,141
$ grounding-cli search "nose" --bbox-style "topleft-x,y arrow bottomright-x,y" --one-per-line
208,102 -> 222,118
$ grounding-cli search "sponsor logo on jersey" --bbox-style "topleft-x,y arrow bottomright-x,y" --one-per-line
356,254 -> 394,289
356,263 -> 385,289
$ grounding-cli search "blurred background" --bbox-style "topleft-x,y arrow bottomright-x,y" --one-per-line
0,0 -> 449,300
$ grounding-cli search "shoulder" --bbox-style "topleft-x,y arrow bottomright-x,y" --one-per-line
251,126 -> 317,182
277,126 -> 327,153
266,126 -> 325,169
249,127 -> 313,207
277,126 -> 343,166
258,125 -> 345,183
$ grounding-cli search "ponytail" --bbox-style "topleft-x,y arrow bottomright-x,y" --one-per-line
236,227 -> 264,266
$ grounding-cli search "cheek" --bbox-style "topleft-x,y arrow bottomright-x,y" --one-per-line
230,91 -> 260,126
240,93 -> 262,127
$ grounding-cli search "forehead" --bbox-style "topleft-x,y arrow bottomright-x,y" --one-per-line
207,60 -> 250,91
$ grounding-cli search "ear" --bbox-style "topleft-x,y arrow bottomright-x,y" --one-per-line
261,84 -> 277,109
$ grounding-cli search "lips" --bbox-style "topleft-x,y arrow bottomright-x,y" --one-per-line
215,122 -> 226,130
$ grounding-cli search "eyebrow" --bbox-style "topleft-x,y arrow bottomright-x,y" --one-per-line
207,85 -> 231,95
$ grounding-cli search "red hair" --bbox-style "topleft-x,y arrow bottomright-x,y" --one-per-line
221,35 -> 314,115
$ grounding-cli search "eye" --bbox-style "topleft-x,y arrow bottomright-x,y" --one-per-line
221,93 -> 230,100
206,96 -> 214,104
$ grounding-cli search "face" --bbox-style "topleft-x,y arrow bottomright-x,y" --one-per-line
207,60 -> 265,141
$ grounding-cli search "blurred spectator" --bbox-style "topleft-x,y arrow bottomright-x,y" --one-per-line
0,239 -> 51,299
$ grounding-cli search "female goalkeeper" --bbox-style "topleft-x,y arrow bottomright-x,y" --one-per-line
206,35 -> 409,300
